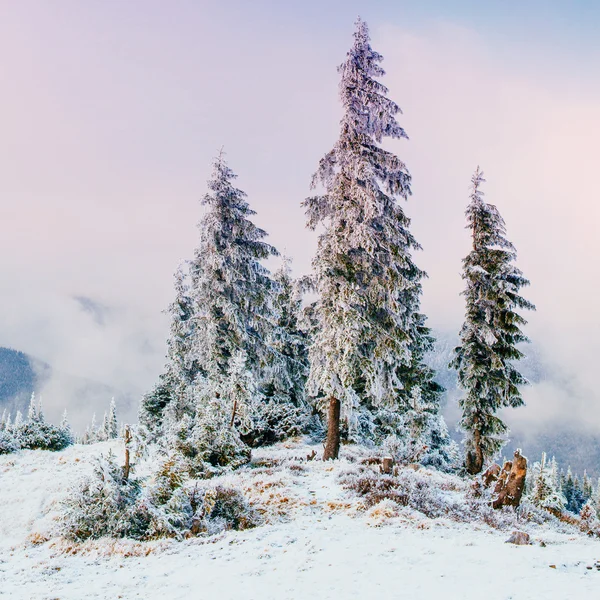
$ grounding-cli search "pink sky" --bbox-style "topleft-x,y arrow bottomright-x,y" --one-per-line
1,3 -> 599,430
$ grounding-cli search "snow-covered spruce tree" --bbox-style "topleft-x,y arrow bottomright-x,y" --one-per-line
144,153 -> 288,469
60,409 -> 71,432
180,153 -> 280,463
27,393 -> 38,422
379,314 -> 458,470
303,18 -> 437,459
108,398 -> 119,439
245,257 -> 310,446
189,152 -> 278,384
139,265 -> 197,441
527,453 -> 565,512
450,167 -> 535,475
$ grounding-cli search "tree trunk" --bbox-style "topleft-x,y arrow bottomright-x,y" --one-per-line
230,400 -> 238,428
465,428 -> 484,475
322,397 -> 341,461
123,425 -> 132,482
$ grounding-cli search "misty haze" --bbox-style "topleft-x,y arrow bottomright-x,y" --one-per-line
2,2 -> 600,598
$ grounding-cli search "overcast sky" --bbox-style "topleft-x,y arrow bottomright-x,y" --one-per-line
1,1 -> 599,429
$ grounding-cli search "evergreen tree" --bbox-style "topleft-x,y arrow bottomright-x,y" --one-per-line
100,412 -> 109,441
189,151 -> 278,384
569,475 -> 586,514
27,393 -> 37,422
60,409 -> 70,431
450,167 -> 535,475
37,395 -> 45,423
593,479 -> 600,519
562,467 -> 575,509
142,152 -> 280,466
583,471 -> 593,500
264,257 -> 309,409
226,350 -> 256,434
527,452 -> 565,512
245,257 -> 311,446
89,413 -> 98,443
304,18 -> 432,459
140,265 -> 196,440
108,398 -> 119,439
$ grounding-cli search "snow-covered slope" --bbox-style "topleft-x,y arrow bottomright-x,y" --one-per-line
1,440 -> 599,599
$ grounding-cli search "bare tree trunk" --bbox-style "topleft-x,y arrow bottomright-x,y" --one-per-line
322,397 -> 341,461
465,428 -> 484,475
123,425 -> 132,482
230,400 -> 238,428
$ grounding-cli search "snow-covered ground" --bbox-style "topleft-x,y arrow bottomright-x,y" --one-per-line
1,440 -> 599,599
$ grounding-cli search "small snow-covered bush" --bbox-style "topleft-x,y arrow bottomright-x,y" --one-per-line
61,452 -> 141,541
17,421 -> 73,451
339,462 -> 543,530
61,452 -> 260,542
380,415 -> 460,473
128,456 -> 197,540
341,467 -> 467,520
241,398 -> 308,448
0,429 -> 20,454
189,402 -> 251,471
201,485 -> 261,534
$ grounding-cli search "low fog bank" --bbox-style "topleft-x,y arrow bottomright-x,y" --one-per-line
433,331 -> 600,477
2,305 -> 600,477
0,291 -> 167,431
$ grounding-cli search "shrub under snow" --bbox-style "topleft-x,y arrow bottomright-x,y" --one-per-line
17,421 -> 73,451
0,430 -> 20,454
60,452 -> 260,542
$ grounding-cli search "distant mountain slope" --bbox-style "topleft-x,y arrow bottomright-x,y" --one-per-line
0,347 -> 50,415
0,346 -> 136,430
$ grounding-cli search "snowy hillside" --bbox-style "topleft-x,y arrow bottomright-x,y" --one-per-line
1,439 -> 599,599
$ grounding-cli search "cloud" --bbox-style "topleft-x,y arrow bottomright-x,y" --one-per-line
375,22 -> 600,435
0,14 -> 598,436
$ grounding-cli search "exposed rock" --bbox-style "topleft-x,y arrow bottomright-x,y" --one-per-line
505,531 -> 531,545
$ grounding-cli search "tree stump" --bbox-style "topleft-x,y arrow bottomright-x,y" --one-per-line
482,463 -> 501,488
381,457 -> 394,475
492,450 -> 527,509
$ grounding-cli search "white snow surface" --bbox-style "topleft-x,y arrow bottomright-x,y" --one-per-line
1,439 -> 600,599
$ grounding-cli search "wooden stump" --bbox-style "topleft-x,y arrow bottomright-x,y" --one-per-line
492,450 -> 527,509
381,457 -> 394,475
482,463 -> 501,488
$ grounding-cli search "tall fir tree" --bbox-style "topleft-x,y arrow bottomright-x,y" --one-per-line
450,167 -> 535,475
264,257 -> 309,409
61,409 -> 72,436
142,152 -> 293,466
139,265 -> 196,440
304,18 -> 436,459
245,257 -> 311,446
189,152 -> 278,385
